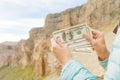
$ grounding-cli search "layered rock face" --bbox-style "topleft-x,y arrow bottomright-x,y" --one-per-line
0,0 -> 119,77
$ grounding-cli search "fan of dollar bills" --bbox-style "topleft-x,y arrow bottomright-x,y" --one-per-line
52,24 -> 93,53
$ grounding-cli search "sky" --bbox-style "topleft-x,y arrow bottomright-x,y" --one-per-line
0,0 -> 88,43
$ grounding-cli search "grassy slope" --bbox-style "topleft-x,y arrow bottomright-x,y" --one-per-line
0,65 -> 58,80
0,65 -> 37,80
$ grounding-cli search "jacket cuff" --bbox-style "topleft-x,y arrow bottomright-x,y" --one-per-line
98,58 -> 108,70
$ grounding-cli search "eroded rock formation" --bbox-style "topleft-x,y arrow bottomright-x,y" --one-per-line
11,0 -> 120,76
0,0 -> 120,77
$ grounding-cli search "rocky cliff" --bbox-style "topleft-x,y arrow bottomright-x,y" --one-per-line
0,0 -> 120,78
12,0 -> 120,77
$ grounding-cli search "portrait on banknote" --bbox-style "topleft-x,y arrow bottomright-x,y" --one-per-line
62,31 -> 73,42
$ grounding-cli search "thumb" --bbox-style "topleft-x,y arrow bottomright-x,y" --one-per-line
56,38 -> 63,47
83,34 -> 94,45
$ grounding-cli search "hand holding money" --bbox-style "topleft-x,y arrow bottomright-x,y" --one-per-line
84,30 -> 109,61
51,38 -> 72,68
51,24 -> 109,61
52,24 -> 93,53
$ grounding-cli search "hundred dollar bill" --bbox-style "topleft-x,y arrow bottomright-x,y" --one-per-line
52,24 -> 93,53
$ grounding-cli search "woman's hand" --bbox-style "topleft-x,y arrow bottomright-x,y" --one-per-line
51,38 -> 72,68
84,30 -> 109,61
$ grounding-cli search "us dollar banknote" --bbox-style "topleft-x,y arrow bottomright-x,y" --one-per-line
52,24 -> 93,53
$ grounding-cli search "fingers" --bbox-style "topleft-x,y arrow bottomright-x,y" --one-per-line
51,38 -> 61,51
92,29 -> 103,39
92,29 -> 100,35
92,29 -> 102,36
51,38 -> 69,53
56,38 -> 63,47
83,34 -> 94,45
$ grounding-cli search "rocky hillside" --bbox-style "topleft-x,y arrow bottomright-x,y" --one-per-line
0,0 -> 120,79
0,42 -> 17,67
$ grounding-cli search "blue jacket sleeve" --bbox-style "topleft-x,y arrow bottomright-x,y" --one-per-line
99,27 -> 120,80
61,60 -> 98,80
98,46 -> 113,70
99,58 -> 108,71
